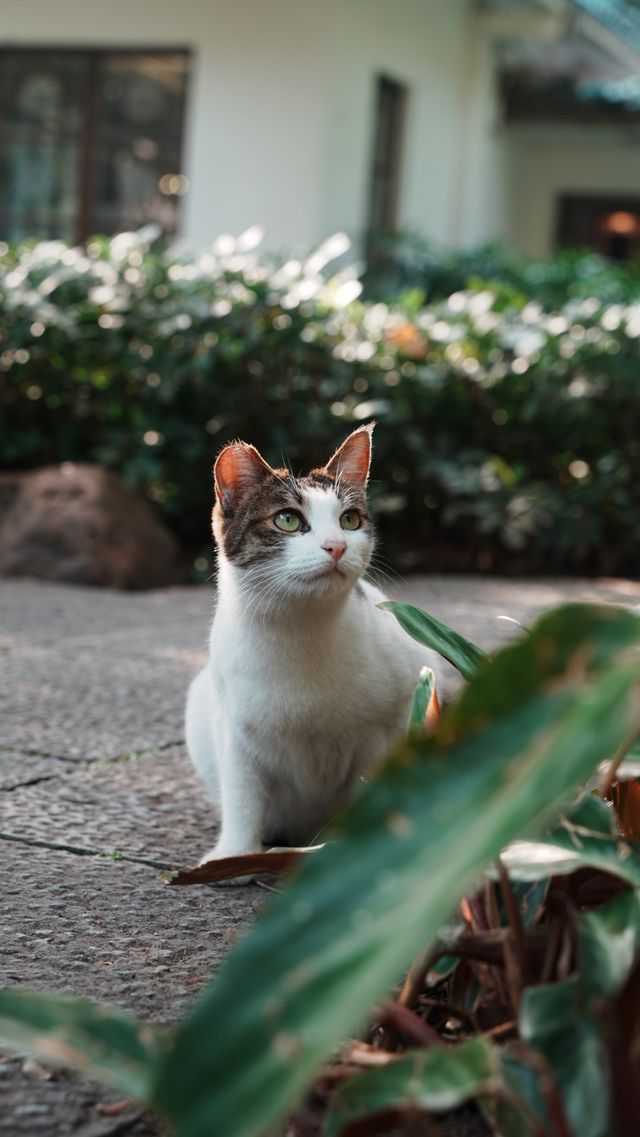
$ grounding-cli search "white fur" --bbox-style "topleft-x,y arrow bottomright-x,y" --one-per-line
185,485 -> 437,864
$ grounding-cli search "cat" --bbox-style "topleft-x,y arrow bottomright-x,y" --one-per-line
185,424 -> 438,865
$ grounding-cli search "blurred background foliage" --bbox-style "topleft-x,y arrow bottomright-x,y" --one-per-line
2,228 -> 640,579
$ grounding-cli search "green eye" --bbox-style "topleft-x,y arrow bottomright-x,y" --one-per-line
340,510 -> 362,531
274,510 -> 303,533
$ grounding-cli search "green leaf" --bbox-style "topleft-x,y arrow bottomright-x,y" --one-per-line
378,601 -> 487,680
519,976 -> 606,1137
489,1048 -> 545,1137
512,891 -> 640,1137
577,890 -> 640,1000
408,666 -> 436,732
326,1039 -> 549,1137
0,989 -> 167,1099
152,605 -> 640,1137
324,1037 -> 502,1137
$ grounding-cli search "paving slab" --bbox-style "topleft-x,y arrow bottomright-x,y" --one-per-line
1,642 -> 200,761
400,573 -> 640,647
0,839 -> 261,1136
1,839 -> 264,1021
0,581 -> 210,759
1,747 -> 218,864
3,573 -> 640,1136
0,749 -> 76,791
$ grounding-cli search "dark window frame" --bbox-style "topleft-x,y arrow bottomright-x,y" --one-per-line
0,44 -> 191,244
555,193 -> 640,262
366,73 -> 408,259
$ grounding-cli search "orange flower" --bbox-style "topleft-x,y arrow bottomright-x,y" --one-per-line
386,321 -> 428,359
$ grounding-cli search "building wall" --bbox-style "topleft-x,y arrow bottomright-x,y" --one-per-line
2,0 -> 334,251
506,126 -> 640,257
322,0 -> 480,251
453,15 -> 510,248
2,0 -> 510,254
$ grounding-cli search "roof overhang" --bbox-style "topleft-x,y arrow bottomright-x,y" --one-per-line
478,0 -> 640,122
478,0 -> 640,81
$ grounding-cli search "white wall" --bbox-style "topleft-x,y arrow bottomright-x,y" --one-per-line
2,0 -> 334,251
452,15 -> 510,247
322,0 -> 477,251
2,0 -> 513,254
506,126 -> 640,257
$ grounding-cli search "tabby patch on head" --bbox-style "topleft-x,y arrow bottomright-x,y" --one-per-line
212,425 -> 375,596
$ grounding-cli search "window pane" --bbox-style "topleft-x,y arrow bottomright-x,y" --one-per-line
0,53 -> 86,241
90,52 -> 189,236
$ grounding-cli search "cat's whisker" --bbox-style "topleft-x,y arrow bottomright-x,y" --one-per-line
241,564 -> 294,625
238,567 -> 283,624
367,553 -> 406,596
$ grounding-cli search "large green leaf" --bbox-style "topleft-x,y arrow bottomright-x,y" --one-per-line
152,605 -> 640,1137
324,1037 -> 503,1137
0,989 -> 167,1099
378,600 -> 487,680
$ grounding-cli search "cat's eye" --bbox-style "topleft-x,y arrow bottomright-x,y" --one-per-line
340,510 -> 362,531
273,509 -> 303,533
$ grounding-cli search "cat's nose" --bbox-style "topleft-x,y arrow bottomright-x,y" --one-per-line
322,538 -> 347,562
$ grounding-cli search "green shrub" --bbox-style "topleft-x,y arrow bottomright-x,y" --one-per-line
364,230 -> 640,308
2,601 -> 640,1136
2,231 -> 640,575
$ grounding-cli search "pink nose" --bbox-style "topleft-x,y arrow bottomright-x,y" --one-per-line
322,538 -> 347,562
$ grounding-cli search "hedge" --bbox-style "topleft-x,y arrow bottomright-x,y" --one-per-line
2,229 -> 640,577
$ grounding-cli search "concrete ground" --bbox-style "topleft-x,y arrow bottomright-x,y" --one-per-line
2,573 -> 640,1136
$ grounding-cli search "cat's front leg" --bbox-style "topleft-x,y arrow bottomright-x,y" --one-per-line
198,736 -> 267,866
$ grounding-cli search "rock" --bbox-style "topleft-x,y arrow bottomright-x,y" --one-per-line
0,464 -> 180,589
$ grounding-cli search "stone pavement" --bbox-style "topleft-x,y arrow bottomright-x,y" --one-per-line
3,574 -> 640,1136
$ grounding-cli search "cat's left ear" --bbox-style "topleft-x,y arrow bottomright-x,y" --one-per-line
325,423 -> 374,489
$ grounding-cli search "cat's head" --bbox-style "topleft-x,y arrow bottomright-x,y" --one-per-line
212,425 -> 375,604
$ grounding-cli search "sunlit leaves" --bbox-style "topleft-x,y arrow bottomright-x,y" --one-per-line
5,235 -> 640,573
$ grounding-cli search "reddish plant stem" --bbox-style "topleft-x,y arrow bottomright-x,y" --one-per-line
484,878 -> 511,1008
377,999 -> 446,1048
497,859 -> 530,987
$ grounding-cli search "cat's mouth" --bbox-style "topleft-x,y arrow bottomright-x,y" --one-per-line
300,565 -> 347,583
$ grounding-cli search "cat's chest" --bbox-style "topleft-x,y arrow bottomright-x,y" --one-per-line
212,615 -> 398,732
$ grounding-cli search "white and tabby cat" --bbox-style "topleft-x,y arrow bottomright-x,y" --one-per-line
185,425 -> 437,864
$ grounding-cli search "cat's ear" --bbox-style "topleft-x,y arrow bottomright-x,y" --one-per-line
325,423 -> 374,489
214,442 -> 273,512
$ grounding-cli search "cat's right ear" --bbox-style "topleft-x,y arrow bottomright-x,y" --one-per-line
214,442 -> 273,513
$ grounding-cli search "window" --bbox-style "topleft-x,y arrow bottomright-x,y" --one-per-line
555,194 -> 640,262
366,75 -> 407,255
0,48 -> 190,243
